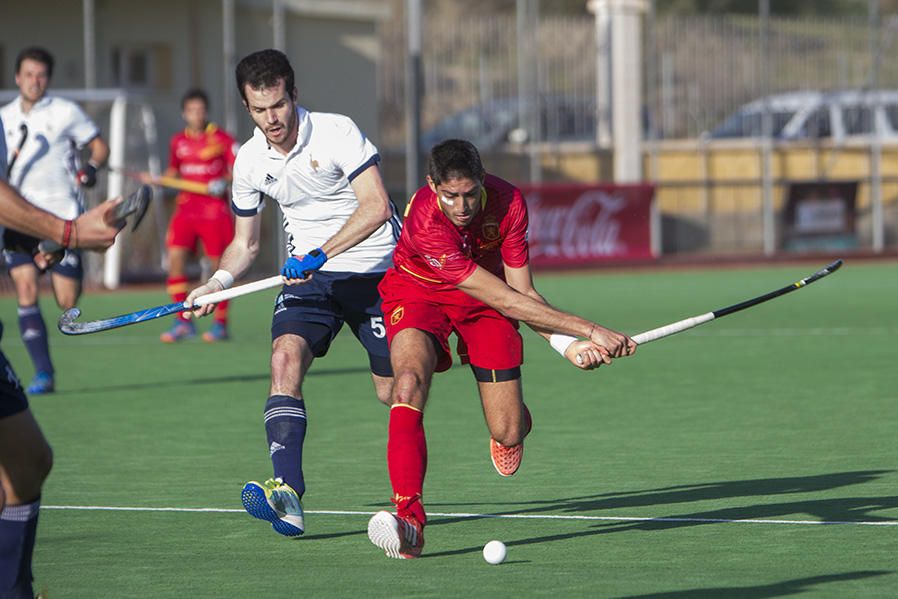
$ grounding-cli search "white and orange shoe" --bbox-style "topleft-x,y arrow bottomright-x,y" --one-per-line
367,511 -> 425,559
489,403 -> 532,477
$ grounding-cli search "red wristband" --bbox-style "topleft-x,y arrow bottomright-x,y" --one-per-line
62,220 -> 74,249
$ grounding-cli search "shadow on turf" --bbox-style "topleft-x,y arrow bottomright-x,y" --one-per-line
615,570 -> 891,598
419,470 -> 898,557
51,366 -> 373,394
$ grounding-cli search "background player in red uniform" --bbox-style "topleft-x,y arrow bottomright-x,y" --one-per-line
154,89 -> 238,343
366,139 -> 637,559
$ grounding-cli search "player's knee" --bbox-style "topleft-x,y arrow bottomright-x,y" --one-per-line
57,296 -> 78,311
391,370 -> 426,406
490,426 -> 522,447
489,418 -> 526,446
375,386 -> 392,406
270,347 -> 293,376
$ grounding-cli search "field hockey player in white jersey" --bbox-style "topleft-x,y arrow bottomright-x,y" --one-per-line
1,47 -> 110,395
185,49 -> 401,538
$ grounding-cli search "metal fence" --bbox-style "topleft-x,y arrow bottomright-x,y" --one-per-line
378,6 -> 898,256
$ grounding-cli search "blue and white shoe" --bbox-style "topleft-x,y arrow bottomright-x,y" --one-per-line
26,372 -> 54,395
241,478 -> 305,537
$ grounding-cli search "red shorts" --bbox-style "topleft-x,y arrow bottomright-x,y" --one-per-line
379,268 -> 523,373
166,197 -> 234,258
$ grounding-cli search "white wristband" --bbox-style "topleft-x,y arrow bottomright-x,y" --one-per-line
210,269 -> 234,291
549,334 -> 577,356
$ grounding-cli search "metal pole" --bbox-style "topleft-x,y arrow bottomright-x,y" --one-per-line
83,0 -> 96,89
869,0 -> 884,252
592,0 -> 613,148
405,0 -> 422,201
528,0 -> 542,185
272,0 -> 288,266
222,0 -> 237,135
273,0 -> 286,52
759,0 -> 775,256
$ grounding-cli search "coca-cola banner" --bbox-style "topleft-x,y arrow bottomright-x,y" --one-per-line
521,183 -> 656,268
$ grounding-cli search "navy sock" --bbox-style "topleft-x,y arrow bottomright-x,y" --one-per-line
0,500 -> 40,598
18,305 -> 53,376
264,395 -> 307,496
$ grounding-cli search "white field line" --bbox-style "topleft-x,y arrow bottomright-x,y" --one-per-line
42,505 -> 898,527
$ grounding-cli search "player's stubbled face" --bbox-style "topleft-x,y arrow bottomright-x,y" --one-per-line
430,176 -> 483,227
15,59 -> 50,104
243,79 -> 297,152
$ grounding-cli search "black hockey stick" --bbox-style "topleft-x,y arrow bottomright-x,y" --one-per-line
6,123 -> 28,179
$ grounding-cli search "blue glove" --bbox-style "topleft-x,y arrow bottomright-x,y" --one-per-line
281,248 -> 328,280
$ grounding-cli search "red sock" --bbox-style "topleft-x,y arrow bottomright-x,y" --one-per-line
214,300 -> 229,325
387,404 -> 427,526
167,276 -> 190,322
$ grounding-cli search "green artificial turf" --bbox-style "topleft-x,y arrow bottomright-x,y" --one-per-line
2,260 -> 895,597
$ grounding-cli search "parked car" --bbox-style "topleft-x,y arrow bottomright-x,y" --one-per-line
708,90 -> 898,141
419,95 -> 597,151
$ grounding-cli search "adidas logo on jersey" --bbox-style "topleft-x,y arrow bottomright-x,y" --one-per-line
264,173 -> 278,185
269,441 -> 286,456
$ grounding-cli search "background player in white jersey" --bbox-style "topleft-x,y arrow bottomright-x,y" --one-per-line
1,47 -> 110,395
0,110 -> 125,598
185,49 -> 400,537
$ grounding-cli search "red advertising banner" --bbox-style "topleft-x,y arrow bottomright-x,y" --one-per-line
520,182 -> 656,268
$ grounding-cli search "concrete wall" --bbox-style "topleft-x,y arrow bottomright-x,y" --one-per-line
0,0 -> 384,150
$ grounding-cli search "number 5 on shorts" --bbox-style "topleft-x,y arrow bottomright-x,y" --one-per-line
370,316 -> 386,338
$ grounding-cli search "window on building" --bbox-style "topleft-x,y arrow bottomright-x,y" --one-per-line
111,45 -> 172,90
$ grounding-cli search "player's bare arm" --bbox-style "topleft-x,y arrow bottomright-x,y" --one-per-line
87,135 -> 109,168
0,179 -> 121,250
185,213 -> 261,316
503,262 -> 615,369
457,265 -> 635,360
321,166 -> 393,258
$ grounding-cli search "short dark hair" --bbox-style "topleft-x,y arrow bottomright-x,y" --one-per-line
15,47 -> 54,78
427,139 -> 485,185
181,88 -> 209,109
235,49 -> 295,103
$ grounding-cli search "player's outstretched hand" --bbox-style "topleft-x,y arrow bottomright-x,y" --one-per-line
281,248 -> 328,285
184,281 -> 220,319
566,340 -> 608,370
588,324 -> 637,361
72,197 -> 125,250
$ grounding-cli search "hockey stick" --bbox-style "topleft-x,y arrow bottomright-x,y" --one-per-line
112,168 -> 214,195
57,274 -> 283,335
37,185 -> 152,254
578,259 -> 843,362
6,123 -> 28,179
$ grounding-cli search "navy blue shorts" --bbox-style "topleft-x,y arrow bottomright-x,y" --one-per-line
3,229 -> 83,279
0,322 -> 29,418
271,271 -> 392,377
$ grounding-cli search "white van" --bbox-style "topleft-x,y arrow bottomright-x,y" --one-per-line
709,90 -> 898,141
